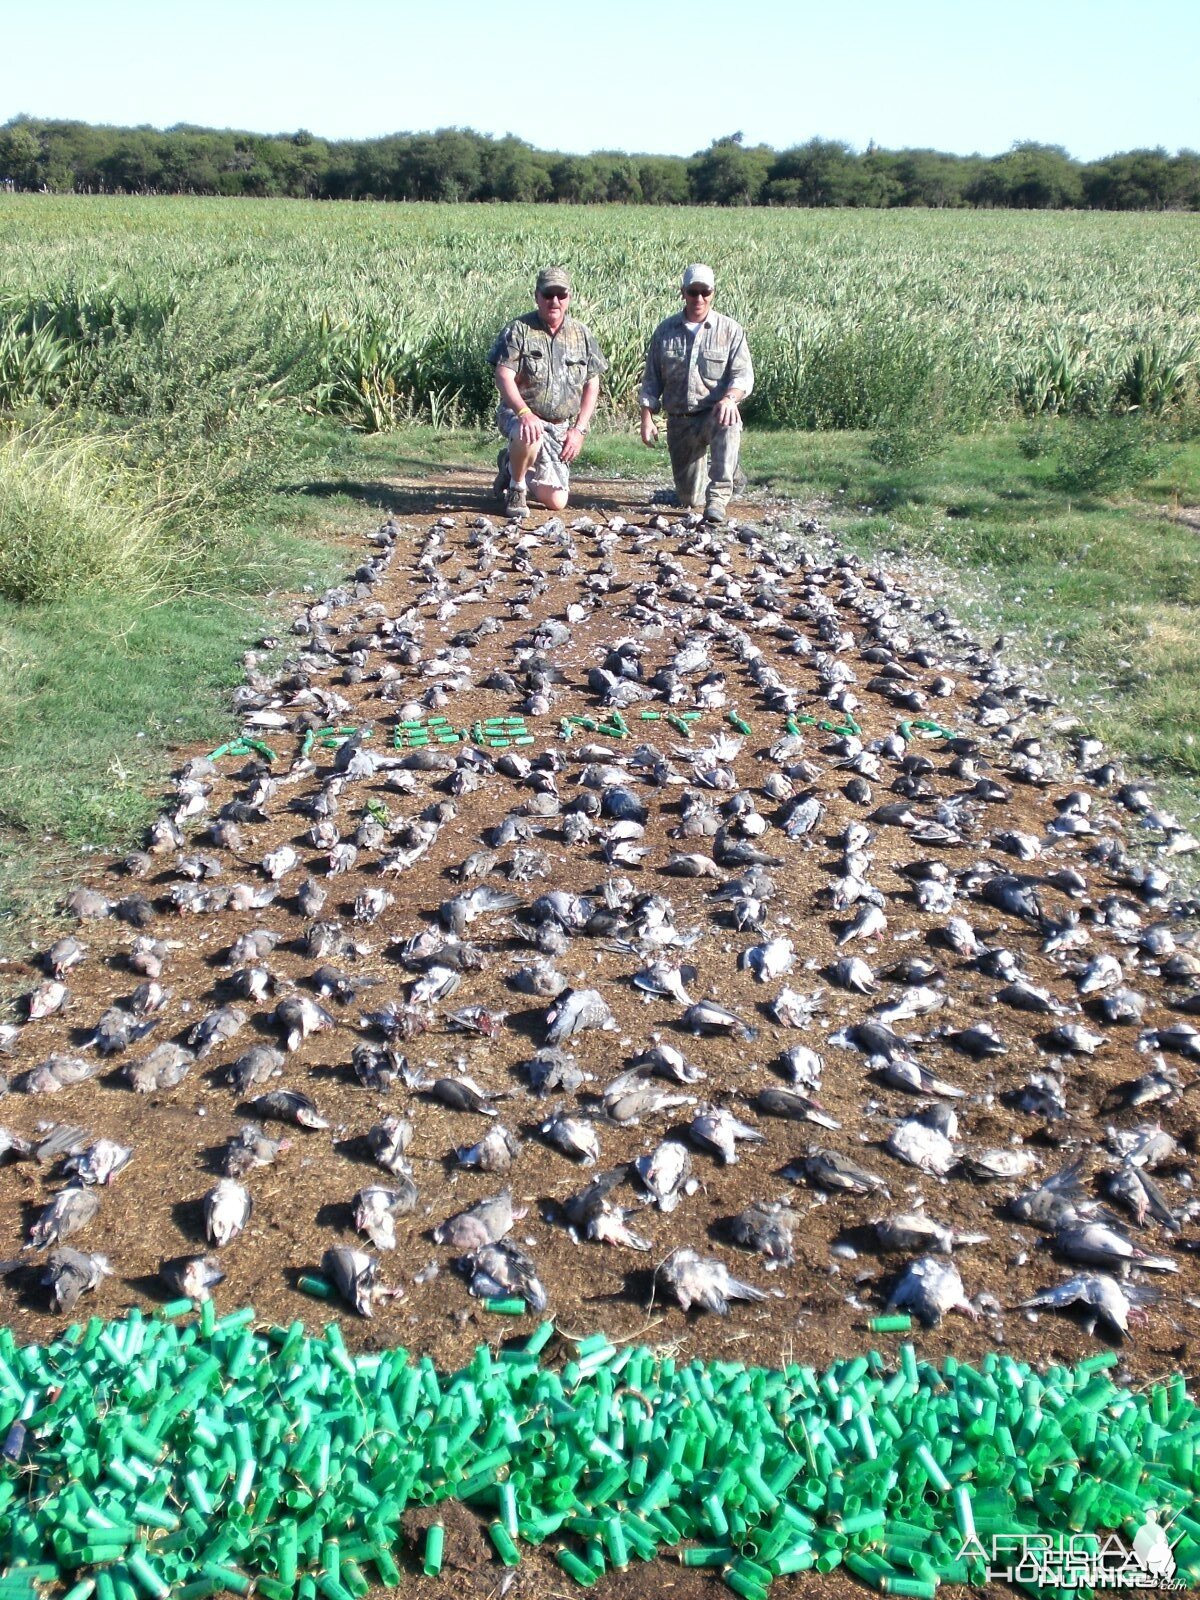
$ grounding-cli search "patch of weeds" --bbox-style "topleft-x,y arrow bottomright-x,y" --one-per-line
1048,415 -> 1172,496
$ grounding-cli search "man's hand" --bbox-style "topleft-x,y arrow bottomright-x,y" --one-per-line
561,425 -> 585,464
640,409 -> 659,447
517,410 -> 545,447
714,396 -> 741,428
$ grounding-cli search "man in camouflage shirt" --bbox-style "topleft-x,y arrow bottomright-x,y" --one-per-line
488,266 -> 607,519
639,263 -> 754,524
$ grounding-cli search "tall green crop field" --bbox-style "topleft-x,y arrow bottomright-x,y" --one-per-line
1,196 -> 1197,432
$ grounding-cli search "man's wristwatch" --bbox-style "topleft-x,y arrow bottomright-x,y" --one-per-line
572,420 -> 588,434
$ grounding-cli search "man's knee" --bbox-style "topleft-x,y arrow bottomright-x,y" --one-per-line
531,485 -> 568,510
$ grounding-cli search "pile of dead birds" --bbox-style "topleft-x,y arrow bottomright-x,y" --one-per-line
1,502 -> 1198,1355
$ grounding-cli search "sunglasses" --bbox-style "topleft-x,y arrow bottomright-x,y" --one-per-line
540,288 -> 569,300
685,285 -> 713,297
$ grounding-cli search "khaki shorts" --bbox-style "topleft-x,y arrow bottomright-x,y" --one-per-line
497,406 -> 571,494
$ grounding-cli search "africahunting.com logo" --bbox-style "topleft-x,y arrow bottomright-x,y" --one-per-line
963,1508 -> 1186,1589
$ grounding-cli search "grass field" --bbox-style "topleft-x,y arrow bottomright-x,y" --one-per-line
1,197 -> 1199,946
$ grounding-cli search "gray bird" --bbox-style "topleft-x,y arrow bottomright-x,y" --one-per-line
564,1173 -> 652,1251
728,1202 -> 799,1268
204,1179 -> 253,1247
321,1246 -> 403,1318
354,1184 -> 418,1250
545,989 -> 617,1045
631,1042 -> 705,1085
43,1248 -> 112,1312
658,1247 -> 767,1315
540,1111 -> 601,1166
63,1140 -> 132,1187
1105,1162 -> 1178,1231
28,1187 -> 100,1250
872,1058 -> 965,1099
246,1089 -> 328,1130
350,1043 -> 405,1093
798,1146 -> 890,1197
1009,1159 -> 1098,1232
274,996 -> 335,1053
159,1255 -> 225,1302
1015,1274 -> 1156,1339
681,1000 -> 754,1040
755,1086 -> 840,1130
222,1123 -> 291,1178
887,1256 -> 977,1326
520,1048 -> 590,1096
455,1125 -> 521,1173
433,1192 -> 521,1251
688,1106 -> 764,1165
188,1007 -> 247,1060
227,1046 -> 286,1096
633,1140 -> 696,1213
874,1213 -> 989,1254
465,1239 -> 547,1311
1053,1222 -> 1179,1274
367,1116 -> 414,1177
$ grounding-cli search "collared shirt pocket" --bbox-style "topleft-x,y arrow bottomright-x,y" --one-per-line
699,346 -> 730,380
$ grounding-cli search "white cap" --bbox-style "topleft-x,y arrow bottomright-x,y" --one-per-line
681,263 -> 715,292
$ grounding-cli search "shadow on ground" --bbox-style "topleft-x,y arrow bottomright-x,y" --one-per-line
298,465 -> 655,521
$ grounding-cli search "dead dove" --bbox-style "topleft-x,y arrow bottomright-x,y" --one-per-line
728,1201 -> 799,1268
1014,1274 -> 1155,1339
222,1123 -> 291,1178
321,1245 -> 403,1318
633,1140 -> 696,1213
160,1254 -> 224,1302
688,1105 -> 765,1164
28,1186 -> 100,1250
204,1179 -> 253,1247
354,1184 -> 418,1250
43,1248 -> 112,1312
433,1192 -> 522,1251
246,1089 -> 328,1130
464,1239 -> 547,1311
874,1214 -> 989,1253
658,1247 -> 767,1315
887,1255 -> 977,1326
63,1140 -> 132,1186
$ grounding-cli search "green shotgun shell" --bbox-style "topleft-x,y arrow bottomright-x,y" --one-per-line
683,1546 -> 736,1567
298,1275 -> 335,1301
484,1298 -> 527,1315
423,1524 -> 444,1576
489,1521 -> 521,1566
869,1315 -> 913,1333
555,1549 -> 595,1586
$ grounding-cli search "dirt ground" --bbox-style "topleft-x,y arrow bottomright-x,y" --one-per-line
1,466 -> 1198,1597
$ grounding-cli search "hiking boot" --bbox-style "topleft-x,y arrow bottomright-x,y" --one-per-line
505,484 -> 529,519
492,447 -> 510,506
703,500 -> 727,525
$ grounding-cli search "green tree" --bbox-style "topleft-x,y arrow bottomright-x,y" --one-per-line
689,134 -> 770,205
0,121 -> 44,187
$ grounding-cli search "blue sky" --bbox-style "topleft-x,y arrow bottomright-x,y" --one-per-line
2,0 -> 1196,160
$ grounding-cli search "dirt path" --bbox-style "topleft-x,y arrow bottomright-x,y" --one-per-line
1,469 -> 1198,1594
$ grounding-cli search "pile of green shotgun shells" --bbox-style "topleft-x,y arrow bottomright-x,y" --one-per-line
0,1304 -> 1197,1600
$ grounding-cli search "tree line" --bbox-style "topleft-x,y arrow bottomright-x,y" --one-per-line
2,119 -> 1198,210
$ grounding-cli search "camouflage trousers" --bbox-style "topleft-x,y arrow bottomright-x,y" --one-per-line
666,409 -> 742,511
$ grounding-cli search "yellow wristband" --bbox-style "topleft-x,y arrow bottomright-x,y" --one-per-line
515,406 -> 531,418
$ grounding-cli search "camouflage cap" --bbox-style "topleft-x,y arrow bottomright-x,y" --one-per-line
536,266 -> 572,293
681,263 -> 715,292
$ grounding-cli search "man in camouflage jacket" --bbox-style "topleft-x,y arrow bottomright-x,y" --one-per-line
639,263 -> 754,524
488,266 -> 607,519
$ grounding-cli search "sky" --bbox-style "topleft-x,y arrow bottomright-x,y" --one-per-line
2,0 -> 1197,161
